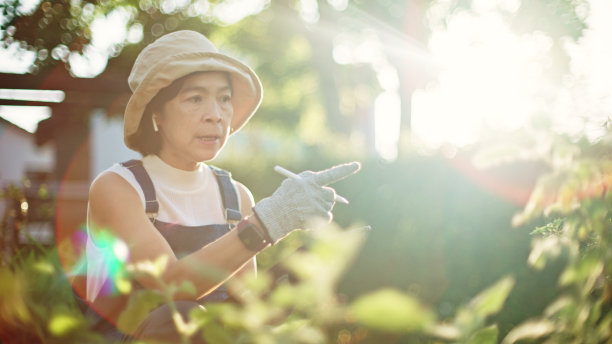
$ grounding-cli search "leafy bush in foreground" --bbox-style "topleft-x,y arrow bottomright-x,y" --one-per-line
2,132 -> 612,343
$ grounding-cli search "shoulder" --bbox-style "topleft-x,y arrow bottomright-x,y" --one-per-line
88,170 -> 147,232
89,171 -> 140,205
91,161 -> 144,199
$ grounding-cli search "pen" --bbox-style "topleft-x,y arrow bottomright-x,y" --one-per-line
274,165 -> 350,204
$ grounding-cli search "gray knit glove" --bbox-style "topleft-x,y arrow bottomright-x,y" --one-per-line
253,162 -> 361,243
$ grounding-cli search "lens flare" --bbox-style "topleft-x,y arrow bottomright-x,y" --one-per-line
54,132 -> 134,300
88,228 -> 132,297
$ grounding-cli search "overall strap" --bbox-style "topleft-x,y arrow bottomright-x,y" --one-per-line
120,159 -> 159,221
209,166 -> 242,227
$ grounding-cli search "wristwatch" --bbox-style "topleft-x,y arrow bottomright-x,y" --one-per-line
237,219 -> 270,251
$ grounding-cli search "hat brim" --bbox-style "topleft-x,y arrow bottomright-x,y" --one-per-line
124,51 -> 262,151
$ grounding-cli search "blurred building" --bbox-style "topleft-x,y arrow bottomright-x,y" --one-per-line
0,117 -> 55,249
0,117 -> 54,183
0,52 -> 137,251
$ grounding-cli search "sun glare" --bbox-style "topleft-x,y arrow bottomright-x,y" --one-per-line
2,0 -> 610,157
69,8 -> 131,78
412,0 -> 612,150
0,105 -> 51,133
213,0 -> 268,25
555,0 -> 612,140
375,92 -> 401,161
412,8 -> 551,149
0,43 -> 36,74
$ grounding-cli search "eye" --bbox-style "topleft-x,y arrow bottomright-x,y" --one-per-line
188,95 -> 202,103
220,95 -> 232,104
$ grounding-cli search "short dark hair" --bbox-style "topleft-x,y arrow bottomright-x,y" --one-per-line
130,74 -> 190,156
129,71 -> 233,156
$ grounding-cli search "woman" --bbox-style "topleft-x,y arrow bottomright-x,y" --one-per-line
84,30 -> 360,342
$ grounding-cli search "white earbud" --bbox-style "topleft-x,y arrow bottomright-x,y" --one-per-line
152,115 -> 159,132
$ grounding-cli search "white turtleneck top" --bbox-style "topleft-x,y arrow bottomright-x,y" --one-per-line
85,155 -> 236,301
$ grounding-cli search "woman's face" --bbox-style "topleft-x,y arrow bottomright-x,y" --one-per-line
156,71 -> 233,170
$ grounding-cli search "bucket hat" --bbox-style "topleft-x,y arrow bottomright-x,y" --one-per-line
123,30 -> 263,151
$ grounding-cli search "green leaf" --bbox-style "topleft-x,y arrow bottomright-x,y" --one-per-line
202,322 -> 234,344
349,288 -> 435,333
559,253 -> 603,292
527,236 -> 562,270
0,268 -> 30,324
33,261 -> 55,274
427,323 -> 461,341
284,224 -> 366,285
467,276 -> 515,320
117,290 -> 164,334
172,311 -> 198,337
115,275 -> 132,294
270,318 -> 325,343
501,319 -> 554,344
269,283 -> 297,307
177,280 -> 196,297
530,218 -> 564,236
596,314 -> 612,338
469,325 -> 498,344
544,296 -> 573,318
48,314 -> 80,336
290,323 -> 326,344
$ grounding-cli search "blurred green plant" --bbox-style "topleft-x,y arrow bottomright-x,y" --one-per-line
3,126 -> 612,344
0,183 -> 520,344
109,223 -> 517,343
0,180 -> 104,343
0,154 -> 537,343
0,245 -> 105,343
498,130 -> 612,343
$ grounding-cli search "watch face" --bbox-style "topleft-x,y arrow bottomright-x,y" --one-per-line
238,222 -> 268,251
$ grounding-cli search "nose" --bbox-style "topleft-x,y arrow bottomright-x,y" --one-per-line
202,100 -> 222,123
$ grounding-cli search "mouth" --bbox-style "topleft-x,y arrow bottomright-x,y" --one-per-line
196,134 -> 220,143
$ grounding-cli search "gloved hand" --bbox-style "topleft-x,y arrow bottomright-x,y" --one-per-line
253,162 -> 361,244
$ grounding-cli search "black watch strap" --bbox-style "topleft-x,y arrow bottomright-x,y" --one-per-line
237,219 -> 269,251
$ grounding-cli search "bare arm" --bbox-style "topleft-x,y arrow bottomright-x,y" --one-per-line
88,172 -> 264,300
226,182 -> 258,294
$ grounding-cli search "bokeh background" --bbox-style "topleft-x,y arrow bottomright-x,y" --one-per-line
1,0 -> 611,342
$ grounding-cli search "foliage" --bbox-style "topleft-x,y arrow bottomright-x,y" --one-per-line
3,129 -> 612,343
0,242 -> 104,343
499,129 -> 612,343
0,0 -> 372,134
0,180 -> 103,343
0,173 -> 522,344
0,176 -> 487,343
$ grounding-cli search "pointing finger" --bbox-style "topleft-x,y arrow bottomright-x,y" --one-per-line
310,162 -> 361,186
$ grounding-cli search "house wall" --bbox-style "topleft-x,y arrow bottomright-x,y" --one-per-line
89,109 -> 138,181
0,121 -> 54,184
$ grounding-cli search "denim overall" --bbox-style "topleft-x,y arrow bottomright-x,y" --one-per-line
80,159 -> 242,339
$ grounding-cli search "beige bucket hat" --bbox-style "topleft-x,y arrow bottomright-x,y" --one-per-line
123,30 -> 263,151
